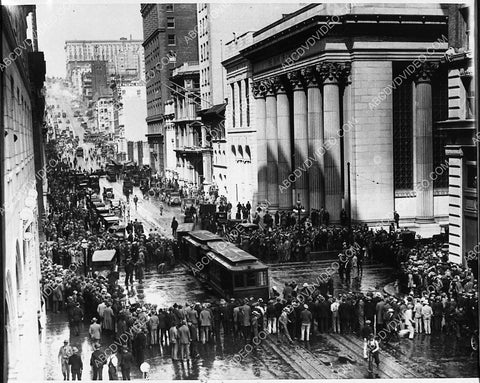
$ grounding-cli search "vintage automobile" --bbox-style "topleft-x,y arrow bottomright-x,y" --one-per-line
123,178 -> 133,195
91,249 -> 119,283
168,192 -> 182,206
88,175 -> 100,193
103,187 -> 114,201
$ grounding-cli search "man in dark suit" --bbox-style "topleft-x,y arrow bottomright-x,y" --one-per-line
68,347 -> 83,381
71,303 -> 84,336
119,346 -> 134,380
90,343 -> 105,380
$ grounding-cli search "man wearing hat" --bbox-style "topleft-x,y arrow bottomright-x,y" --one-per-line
68,347 -> 83,381
71,302 -> 84,337
89,317 -> 102,342
118,346 -> 134,380
58,340 -> 73,380
300,304 -> 313,341
90,343 -> 105,380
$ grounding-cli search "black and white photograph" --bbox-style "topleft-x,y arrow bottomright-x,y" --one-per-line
0,0 -> 478,381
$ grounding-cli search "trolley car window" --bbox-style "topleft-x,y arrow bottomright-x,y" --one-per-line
258,271 -> 267,286
234,274 -> 245,287
246,272 -> 256,287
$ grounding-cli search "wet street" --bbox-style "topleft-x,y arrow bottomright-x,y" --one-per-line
42,173 -> 479,380
42,253 -> 479,380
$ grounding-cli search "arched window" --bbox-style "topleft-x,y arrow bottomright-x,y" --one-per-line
237,145 -> 244,162
245,145 -> 251,162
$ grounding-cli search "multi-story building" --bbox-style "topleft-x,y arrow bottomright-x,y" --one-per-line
222,3 -> 452,233
95,94 -> 115,136
438,4 -> 476,264
118,82 -> 148,165
223,32 -> 256,206
65,37 -> 145,84
197,3 -> 303,199
91,60 -> 109,98
165,62 -> 209,188
1,5 -> 46,381
140,3 -> 198,175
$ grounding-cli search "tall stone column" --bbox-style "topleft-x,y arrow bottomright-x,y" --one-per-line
252,81 -> 268,204
275,76 -> 293,210
265,80 -> 279,209
288,70 -> 309,211
303,66 -> 324,210
414,62 -> 437,222
318,62 -> 344,221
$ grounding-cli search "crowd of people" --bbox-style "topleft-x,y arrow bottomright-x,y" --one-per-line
40,142 -> 478,381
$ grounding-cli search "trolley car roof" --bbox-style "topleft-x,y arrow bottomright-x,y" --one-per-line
207,241 -> 258,264
205,250 -> 267,270
188,230 -> 224,243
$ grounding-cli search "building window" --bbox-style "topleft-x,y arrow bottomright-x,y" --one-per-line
245,78 -> 250,126
432,67 -> 449,189
392,62 -> 414,191
231,84 -> 235,127
166,4 -> 174,12
245,145 -> 251,162
167,17 -> 175,28
168,35 -> 176,46
238,81 -> 243,126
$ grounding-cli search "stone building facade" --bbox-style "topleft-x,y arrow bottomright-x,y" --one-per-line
1,5 -> 46,380
438,4 -> 476,264
226,3 -> 451,228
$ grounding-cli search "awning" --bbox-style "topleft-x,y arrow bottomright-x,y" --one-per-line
197,103 -> 226,117
92,249 -> 116,262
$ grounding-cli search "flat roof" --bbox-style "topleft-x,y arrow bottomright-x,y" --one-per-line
206,251 -> 267,271
177,223 -> 195,232
92,250 -> 116,262
207,241 -> 258,264
188,230 -> 224,243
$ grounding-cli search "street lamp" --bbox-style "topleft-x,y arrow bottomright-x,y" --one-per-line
81,238 -> 88,276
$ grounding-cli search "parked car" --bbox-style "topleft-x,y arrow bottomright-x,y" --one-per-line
168,192 -> 181,206
103,187 -> 114,201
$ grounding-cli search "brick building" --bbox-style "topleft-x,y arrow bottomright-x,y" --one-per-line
140,3 -> 198,175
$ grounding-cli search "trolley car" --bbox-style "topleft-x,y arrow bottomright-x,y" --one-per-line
181,230 -> 269,300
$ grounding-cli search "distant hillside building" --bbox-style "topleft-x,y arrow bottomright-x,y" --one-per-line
65,37 -> 145,84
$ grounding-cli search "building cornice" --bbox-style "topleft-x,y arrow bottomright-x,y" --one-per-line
142,28 -> 165,48
242,14 -> 448,58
